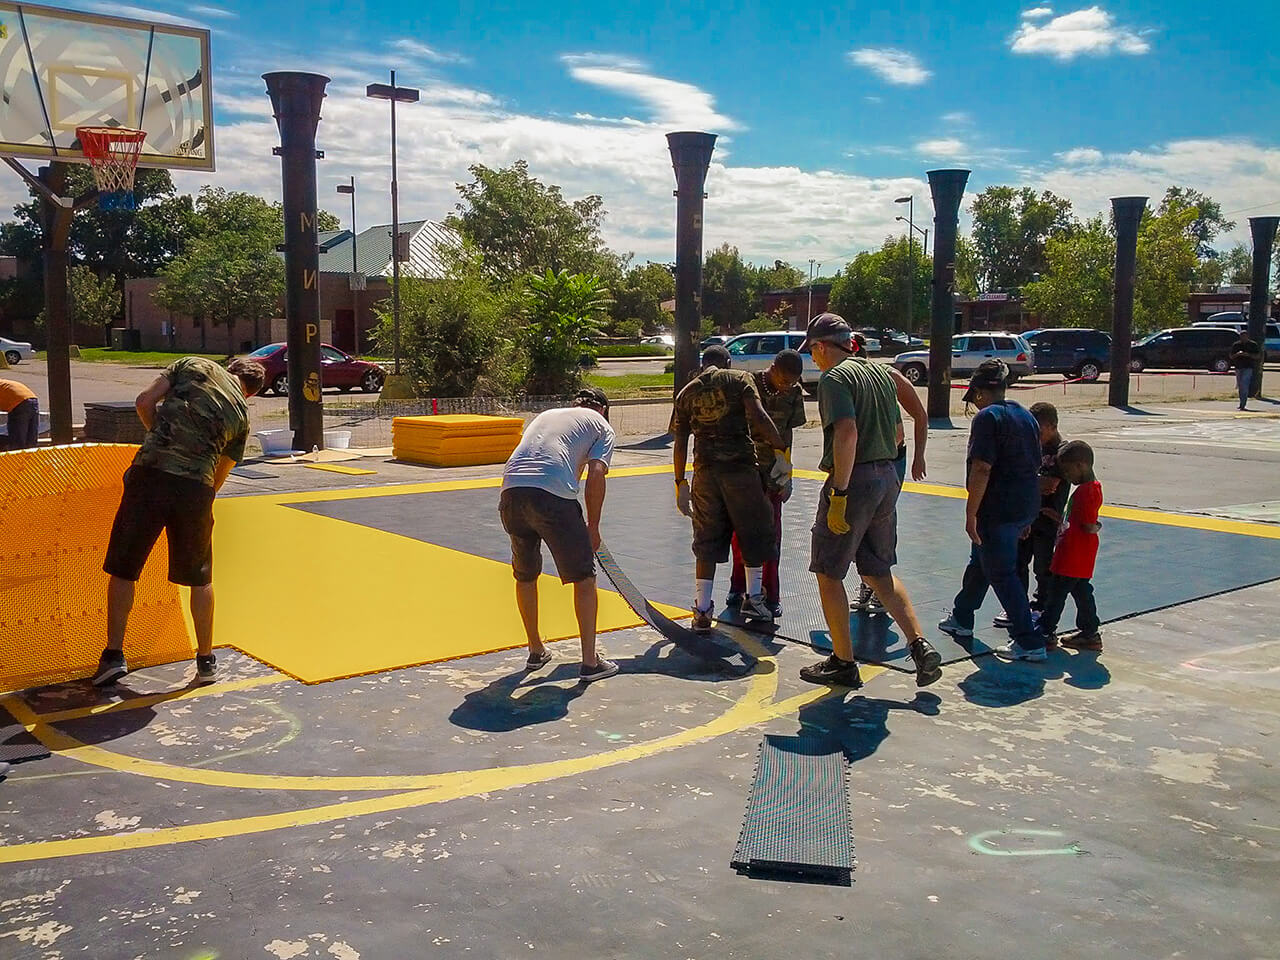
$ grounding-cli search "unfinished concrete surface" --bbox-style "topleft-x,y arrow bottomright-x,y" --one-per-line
1,399 -> 1277,959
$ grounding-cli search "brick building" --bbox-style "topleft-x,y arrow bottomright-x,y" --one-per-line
759,284 -> 830,330
123,219 -> 455,355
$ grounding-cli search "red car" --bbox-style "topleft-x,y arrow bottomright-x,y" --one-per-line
244,343 -> 386,396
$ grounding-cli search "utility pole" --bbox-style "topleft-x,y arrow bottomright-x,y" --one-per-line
896,195 -> 914,333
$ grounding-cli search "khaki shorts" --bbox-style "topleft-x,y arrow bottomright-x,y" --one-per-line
691,463 -> 776,567
499,486 -> 595,584
809,461 -> 899,580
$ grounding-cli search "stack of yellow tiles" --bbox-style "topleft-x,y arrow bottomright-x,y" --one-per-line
392,414 -> 525,467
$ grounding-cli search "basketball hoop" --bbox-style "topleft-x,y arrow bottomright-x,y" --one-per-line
76,126 -> 147,211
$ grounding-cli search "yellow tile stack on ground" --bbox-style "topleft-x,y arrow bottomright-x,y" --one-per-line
392,414 -> 524,467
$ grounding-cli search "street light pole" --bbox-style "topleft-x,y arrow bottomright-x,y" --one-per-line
337,176 -> 358,351
896,195 -> 913,333
366,71 -> 420,380
807,258 -> 815,325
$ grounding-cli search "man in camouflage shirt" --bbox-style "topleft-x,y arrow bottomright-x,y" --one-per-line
670,345 -> 786,630
94,356 -> 265,687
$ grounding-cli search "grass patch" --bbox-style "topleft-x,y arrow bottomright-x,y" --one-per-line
75,348 -> 226,367
595,344 -> 673,358
585,372 -> 674,399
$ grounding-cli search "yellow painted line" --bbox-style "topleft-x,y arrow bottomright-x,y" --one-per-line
302,462 -> 377,476
0,657 -> 882,863
1098,504 -> 1280,540
23,674 -> 288,724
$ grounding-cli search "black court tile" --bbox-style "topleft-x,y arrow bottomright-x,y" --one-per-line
293,472 -> 1280,670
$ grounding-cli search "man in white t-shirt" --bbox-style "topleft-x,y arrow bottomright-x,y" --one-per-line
500,388 -> 619,682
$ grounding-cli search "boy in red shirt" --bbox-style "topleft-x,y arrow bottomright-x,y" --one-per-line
1036,440 -> 1103,650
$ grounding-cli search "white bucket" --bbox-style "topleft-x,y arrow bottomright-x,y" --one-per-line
324,430 -> 352,449
256,430 -> 294,455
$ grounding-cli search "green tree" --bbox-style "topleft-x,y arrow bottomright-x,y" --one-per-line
828,235 -> 931,331
954,235 -> 981,301
608,261 -> 674,335
970,186 -> 1075,292
1159,187 -> 1234,259
521,269 -> 611,395
36,265 -> 122,344
375,244 -> 521,397
701,244 -> 753,331
154,192 -> 286,353
1021,216 -> 1114,328
1218,244 -> 1253,285
748,260 -> 805,302
447,161 -> 621,283
1135,204 -> 1199,333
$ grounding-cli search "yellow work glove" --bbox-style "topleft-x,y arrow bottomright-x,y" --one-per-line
675,478 -> 693,517
826,488 -> 850,535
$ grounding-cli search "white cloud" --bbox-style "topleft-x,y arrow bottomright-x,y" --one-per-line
1022,6 -> 1055,19
1010,6 -> 1151,60
847,48 -> 931,86
563,57 -> 741,132
189,4 -> 237,18
916,138 -> 968,157
71,1 -> 208,28
390,38 -> 469,65
941,111 -> 973,125
1055,146 -> 1104,164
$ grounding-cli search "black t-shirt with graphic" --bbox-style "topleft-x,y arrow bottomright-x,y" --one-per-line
670,367 -> 761,467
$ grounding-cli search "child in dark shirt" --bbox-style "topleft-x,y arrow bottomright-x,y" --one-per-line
996,401 -> 1065,627
1037,440 -> 1103,651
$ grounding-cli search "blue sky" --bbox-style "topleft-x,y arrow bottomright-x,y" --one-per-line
8,0 -> 1279,268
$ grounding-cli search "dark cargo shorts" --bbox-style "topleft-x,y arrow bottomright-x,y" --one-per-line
103,465 -> 217,587
691,463 -> 776,567
499,486 -> 596,584
809,460 -> 900,581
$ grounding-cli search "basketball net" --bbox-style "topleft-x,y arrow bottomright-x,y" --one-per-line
76,126 -> 147,211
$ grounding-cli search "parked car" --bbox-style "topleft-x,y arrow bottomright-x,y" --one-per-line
854,327 -> 924,357
244,343 -> 386,396
1023,328 -> 1112,382
0,337 -> 35,365
641,334 -> 675,348
892,332 -> 1036,386
1128,327 -> 1239,373
699,334 -> 734,350
1192,318 -> 1280,361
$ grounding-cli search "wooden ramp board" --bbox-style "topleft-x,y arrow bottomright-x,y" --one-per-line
732,734 -> 854,885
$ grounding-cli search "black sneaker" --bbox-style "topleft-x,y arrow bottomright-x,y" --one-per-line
195,654 -> 217,683
725,591 -> 744,607
908,638 -> 942,687
525,649 -> 553,671
799,655 -> 863,688
767,600 -> 783,619
580,657 -> 620,683
92,649 -> 128,687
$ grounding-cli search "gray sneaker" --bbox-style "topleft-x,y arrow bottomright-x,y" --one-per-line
994,641 -> 1048,663
740,593 -> 774,621
580,658 -> 620,683
937,615 -> 974,639
92,649 -> 128,687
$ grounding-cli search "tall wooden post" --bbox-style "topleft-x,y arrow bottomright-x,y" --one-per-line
925,169 -> 970,422
1108,196 -> 1147,409
265,71 -> 329,451
667,132 -> 716,393
1247,216 -> 1279,398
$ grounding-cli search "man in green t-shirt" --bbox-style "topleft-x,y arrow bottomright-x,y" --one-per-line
670,345 -> 786,630
800,313 -> 941,689
94,356 -> 266,687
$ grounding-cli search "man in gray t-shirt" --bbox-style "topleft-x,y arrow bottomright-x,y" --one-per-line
499,388 -> 619,682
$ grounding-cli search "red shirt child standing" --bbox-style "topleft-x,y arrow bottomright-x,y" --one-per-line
1038,441 -> 1104,650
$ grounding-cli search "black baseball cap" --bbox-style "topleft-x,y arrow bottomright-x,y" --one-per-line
961,359 -> 1010,403
800,313 -> 855,351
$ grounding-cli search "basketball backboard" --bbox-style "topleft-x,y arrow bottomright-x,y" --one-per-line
0,1 -> 213,170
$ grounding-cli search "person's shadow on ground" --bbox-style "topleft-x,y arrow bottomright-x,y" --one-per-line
795,689 -> 942,763
1054,648 -> 1112,690
449,665 -> 590,732
958,655 -> 1051,707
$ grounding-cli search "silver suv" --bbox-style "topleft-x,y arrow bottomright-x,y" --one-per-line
723,330 -> 880,391
892,332 -> 1036,385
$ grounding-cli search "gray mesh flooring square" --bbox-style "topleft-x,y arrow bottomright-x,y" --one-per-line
292,471 -> 1280,671
731,734 -> 853,885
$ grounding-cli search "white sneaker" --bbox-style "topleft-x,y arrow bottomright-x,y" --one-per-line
994,641 -> 1047,662
937,615 -> 974,639
740,593 -> 773,621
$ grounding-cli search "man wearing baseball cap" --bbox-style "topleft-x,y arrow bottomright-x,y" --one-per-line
938,359 -> 1045,660
499,387 -> 620,682
800,313 -> 942,689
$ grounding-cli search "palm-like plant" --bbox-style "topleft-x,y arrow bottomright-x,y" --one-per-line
522,269 -> 612,395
